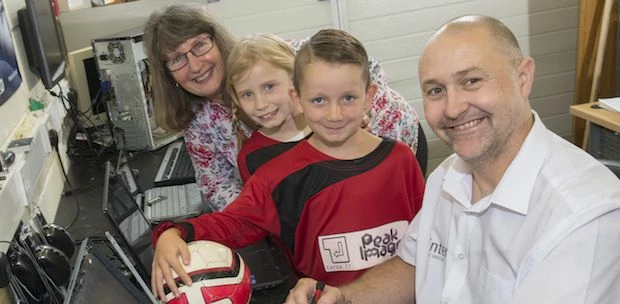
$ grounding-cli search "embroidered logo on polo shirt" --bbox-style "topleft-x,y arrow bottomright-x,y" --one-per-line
429,239 -> 447,262
318,220 -> 408,272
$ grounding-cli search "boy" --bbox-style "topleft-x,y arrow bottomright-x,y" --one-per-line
150,29 -> 425,300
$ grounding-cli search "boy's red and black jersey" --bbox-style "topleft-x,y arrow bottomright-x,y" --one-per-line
237,131 -> 311,183
154,138 -> 424,286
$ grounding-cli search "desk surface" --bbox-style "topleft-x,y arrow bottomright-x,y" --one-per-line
570,102 -> 620,133
56,147 -> 297,303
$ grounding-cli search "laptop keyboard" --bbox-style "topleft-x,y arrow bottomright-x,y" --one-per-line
149,186 -> 185,216
148,184 -> 201,218
154,141 -> 196,187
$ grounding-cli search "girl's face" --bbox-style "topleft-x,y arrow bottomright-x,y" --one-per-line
233,60 -> 298,135
166,34 -> 225,99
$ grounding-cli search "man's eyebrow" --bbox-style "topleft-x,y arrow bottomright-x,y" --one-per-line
421,67 -> 487,86
453,67 -> 486,79
421,78 -> 441,87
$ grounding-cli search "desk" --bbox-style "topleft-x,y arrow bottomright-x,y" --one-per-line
55,148 -> 297,303
569,102 -> 620,160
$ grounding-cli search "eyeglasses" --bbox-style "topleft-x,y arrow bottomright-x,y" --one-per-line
166,36 -> 215,72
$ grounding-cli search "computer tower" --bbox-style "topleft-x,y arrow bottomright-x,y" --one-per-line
92,26 -> 181,151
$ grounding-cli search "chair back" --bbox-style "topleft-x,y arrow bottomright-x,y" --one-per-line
600,159 -> 620,179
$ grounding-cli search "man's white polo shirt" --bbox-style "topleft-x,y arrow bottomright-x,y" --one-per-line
399,112 -> 620,304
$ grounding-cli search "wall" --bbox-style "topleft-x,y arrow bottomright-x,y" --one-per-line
59,0 -> 205,53
339,0 -> 579,171
0,0 -> 30,145
0,0 -> 69,251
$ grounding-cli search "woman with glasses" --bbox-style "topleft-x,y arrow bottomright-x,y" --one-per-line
144,3 -> 253,212
143,3 -> 424,213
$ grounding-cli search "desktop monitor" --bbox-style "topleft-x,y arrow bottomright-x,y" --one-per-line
17,0 -> 66,90
67,47 -> 106,118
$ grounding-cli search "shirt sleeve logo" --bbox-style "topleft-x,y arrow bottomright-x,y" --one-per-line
318,221 -> 408,272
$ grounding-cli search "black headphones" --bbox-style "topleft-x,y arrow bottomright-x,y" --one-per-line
40,223 -> 75,260
33,208 -> 75,260
8,241 -> 47,301
7,218 -> 74,303
32,244 -> 71,288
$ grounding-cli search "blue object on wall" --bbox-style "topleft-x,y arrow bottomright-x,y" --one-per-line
0,1 -> 22,107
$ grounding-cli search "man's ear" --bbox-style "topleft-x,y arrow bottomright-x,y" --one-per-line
517,57 -> 535,98
365,83 -> 378,109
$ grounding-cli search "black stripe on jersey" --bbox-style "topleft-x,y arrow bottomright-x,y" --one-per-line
246,141 -> 299,176
246,133 -> 313,175
272,139 -> 396,251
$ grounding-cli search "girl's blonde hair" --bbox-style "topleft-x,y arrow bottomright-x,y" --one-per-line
143,3 -> 236,132
225,33 -> 295,148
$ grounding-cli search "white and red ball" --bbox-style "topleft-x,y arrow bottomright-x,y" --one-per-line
164,240 -> 252,304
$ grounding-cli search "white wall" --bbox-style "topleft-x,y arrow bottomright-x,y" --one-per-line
59,0 -> 208,53
0,0 -> 69,250
340,0 -> 579,171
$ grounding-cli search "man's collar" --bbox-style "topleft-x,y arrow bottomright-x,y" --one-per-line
491,111 -> 549,214
443,111 -> 550,214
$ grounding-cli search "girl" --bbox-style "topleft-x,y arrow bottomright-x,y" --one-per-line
226,33 -> 311,183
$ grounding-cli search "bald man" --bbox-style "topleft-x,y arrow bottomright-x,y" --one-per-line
285,15 -> 620,304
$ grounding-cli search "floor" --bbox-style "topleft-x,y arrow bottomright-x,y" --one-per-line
54,147 -> 165,243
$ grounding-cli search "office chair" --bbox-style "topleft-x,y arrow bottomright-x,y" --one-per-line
599,159 -> 620,179
415,123 -> 428,177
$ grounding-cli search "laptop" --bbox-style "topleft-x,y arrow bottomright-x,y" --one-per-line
104,231 -> 158,303
236,237 -> 288,291
153,139 -> 196,187
116,161 -> 203,224
103,162 -> 286,292
102,161 -> 154,279
63,238 -> 152,304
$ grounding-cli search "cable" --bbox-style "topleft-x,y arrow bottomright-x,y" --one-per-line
47,128 -> 80,230
55,149 -> 80,230
49,84 -> 114,161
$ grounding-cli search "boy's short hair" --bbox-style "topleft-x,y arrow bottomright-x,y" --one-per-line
226,33 -> 295,105
293,29 -> 371,93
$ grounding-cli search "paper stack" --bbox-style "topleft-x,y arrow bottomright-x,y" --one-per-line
598,97 -> 620,113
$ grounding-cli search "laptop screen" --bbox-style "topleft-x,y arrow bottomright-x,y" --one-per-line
102,161 -> 154,279
64,239 -> 149,304
117,162 -> 140,196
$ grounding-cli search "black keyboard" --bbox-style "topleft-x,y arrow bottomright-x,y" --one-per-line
153,141 -> 196,187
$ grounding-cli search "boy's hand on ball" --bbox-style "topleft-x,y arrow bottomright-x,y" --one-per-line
151,228 -> 192,300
